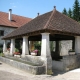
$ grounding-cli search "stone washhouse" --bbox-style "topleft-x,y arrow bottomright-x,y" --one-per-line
2,6 -> 80,74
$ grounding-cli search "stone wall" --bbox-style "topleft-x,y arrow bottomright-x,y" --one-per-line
0,56 -> 45,74
21,55 -> 44,66
0,26 -> 16,45
52,55 -> 80,71
60,40 -> 72,56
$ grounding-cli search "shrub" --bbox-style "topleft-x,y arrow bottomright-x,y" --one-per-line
34,41 -> 41,50
0,53 -> 4,57
0,48 -> 3,53
15,48 -> 19,52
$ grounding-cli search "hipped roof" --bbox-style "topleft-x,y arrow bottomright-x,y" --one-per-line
3,8 -> 80,39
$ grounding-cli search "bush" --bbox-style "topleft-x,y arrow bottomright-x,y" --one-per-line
0,53 -> 4,57
0,44 -> 3,48
0,44 -> 3,53
0,48 -> 3,53
15,48 -> 19,52
34,41 -> 41,50
15,40 -> 21,50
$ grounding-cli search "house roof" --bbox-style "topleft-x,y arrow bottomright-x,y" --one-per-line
0,11 -> 32,28
3,8 -> 80,39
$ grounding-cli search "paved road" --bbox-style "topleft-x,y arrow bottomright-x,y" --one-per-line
0,61 -> 80,80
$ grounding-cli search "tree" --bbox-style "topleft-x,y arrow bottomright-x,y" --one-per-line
62,8 -> 67,15
68,8 -> 73,18
73,0 -> 80,21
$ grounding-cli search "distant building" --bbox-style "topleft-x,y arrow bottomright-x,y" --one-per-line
0,9 -> 32,45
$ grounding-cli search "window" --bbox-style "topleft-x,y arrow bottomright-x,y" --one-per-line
0,30 -> 4,36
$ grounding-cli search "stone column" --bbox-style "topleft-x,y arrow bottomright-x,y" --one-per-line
10,39 -> 15,56
22,36 -> 29,57
3,40 -> 7,53
41,33 -> 53,74
75,36 -> 80,54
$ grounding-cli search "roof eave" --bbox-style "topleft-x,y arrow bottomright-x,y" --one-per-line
0,24 -> 18,28
2,29 -> 80,40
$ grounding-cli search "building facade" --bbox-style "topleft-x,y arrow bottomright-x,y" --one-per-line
0,9 -> 32,46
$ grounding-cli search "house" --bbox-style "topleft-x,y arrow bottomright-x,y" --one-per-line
0,9 -> 32,45
2,6 -> 80,74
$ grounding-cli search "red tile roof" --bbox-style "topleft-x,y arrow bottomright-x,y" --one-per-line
0,11 -> 32,28
3,8 -> 80,39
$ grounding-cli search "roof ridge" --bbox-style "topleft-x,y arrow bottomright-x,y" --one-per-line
0,11 -> 32,19
43,9 -> 56,29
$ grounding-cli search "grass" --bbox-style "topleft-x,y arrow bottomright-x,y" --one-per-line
0,53 -> 4,57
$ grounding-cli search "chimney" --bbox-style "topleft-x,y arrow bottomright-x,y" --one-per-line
37,13 -> 40,16
54,6 -> 56,10
9,9 -> 12,21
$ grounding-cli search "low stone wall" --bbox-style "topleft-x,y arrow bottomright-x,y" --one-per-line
22,55 -> 44,66
52,54 -> 80,71
0,57 -> 45,75
52,60 -> 64,71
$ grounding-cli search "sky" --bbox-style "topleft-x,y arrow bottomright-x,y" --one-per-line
0,0 -> 79,18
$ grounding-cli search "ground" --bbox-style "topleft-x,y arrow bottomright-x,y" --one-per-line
0,61 -> 80,80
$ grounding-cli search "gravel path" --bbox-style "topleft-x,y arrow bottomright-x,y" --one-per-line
0,61 -> 80,80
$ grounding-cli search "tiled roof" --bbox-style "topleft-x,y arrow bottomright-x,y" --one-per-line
3,8 -> 80,39
0,11 -> 32,28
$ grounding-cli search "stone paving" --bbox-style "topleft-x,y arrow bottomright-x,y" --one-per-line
0,61 -> 80,80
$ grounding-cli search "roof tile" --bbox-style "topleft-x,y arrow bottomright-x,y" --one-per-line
3,9 -> 80,39
0,11 -> 32,27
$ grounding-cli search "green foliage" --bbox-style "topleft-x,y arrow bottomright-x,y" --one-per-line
34,41 -> 41,50
73,0 -> 80,21
62,8 -> 67,15
50,41 -> 54,51
0,44 -> 3,53
34,41 -> 41,55
62,0 -> 80,22
0,48 -> 3,53
15,40 -> 21,50
0,53 -> 4,57
15,48 -> 19,52
68,8 -> 73,18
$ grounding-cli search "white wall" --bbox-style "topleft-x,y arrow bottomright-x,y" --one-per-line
0,26 -> 16,45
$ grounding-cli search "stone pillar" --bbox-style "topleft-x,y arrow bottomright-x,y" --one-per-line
22,36 -> 29,57
10,39 -> 15,56
3,40 -> 7,53
75,36 -> 80,54
41,33 -> 53,74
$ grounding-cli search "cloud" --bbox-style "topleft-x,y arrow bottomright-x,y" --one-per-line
10,2 -> 17,8
10,3 -> 14,5
12,6 -> 17,8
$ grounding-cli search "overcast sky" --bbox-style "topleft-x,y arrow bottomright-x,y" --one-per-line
0,0 -> 79,18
